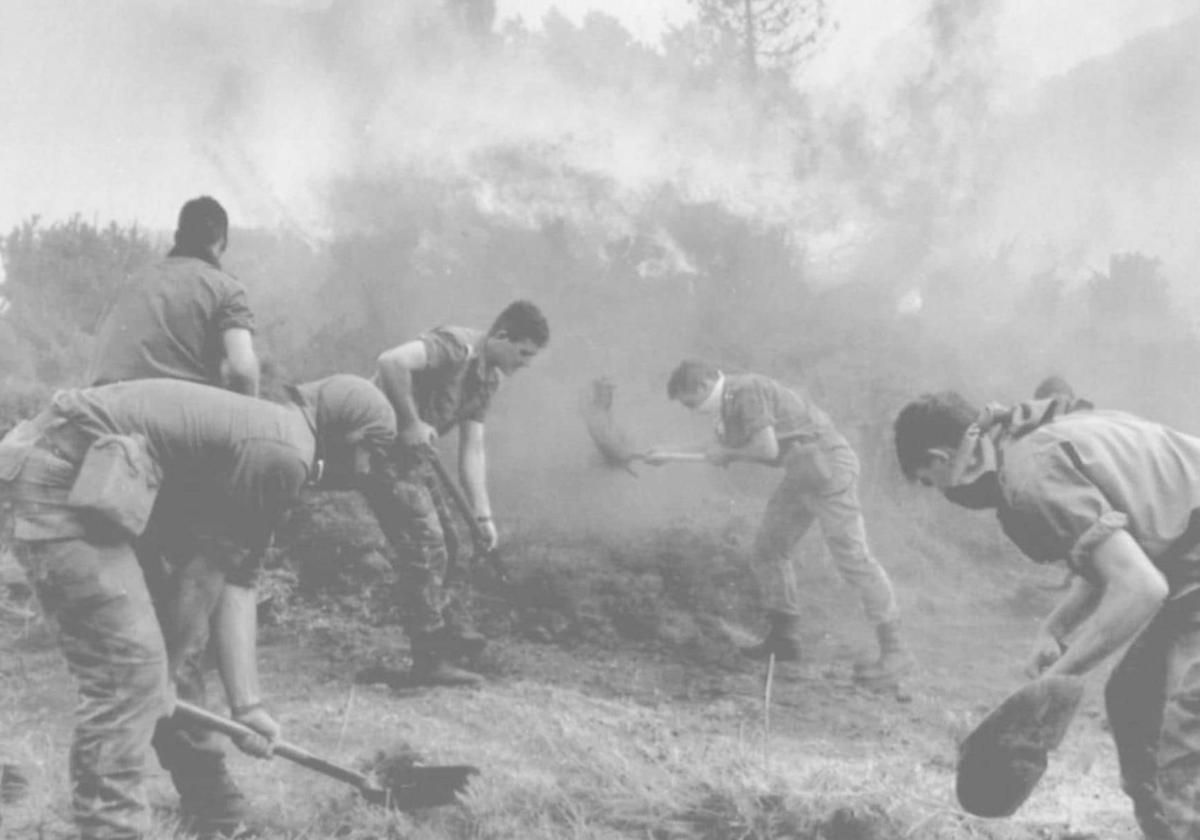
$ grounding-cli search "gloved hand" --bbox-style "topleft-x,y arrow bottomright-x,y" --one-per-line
231,703 -> 280,759
1024,632 -> 1065,679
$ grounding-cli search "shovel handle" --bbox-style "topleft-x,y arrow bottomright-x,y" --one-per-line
173,700 -> 377,792
632,450 -> 708,463
422,448 -> 490,550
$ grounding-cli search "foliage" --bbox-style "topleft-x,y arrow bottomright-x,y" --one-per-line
0,215 -> 157,385
689,0 -> 830,85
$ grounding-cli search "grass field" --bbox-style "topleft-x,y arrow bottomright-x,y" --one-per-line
0,499 -> 1141,839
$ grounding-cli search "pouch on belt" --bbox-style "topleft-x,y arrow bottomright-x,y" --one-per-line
67,434 -> 162,537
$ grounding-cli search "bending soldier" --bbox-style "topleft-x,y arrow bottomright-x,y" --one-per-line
367,301 -> 549,686
0,375 -> 394,840
895,391 -> 1200,838
648,359 -> 912,686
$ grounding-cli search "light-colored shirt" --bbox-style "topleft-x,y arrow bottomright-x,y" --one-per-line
997,408 -> 1200,593
90,256 -> 255,387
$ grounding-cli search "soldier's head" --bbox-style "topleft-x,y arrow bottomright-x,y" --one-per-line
1033,376 -> 1075,402
667,359 -> 722,412
485,300 -> 549,376
172,196 -> 229,266
293,375 -> 396,487
894,390 -> 1002,509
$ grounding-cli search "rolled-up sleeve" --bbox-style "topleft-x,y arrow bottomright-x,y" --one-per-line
214,282 -> 255,335
1000,444 -> 1129,571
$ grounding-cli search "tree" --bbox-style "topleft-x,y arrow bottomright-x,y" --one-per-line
690,0 -> 829,86
0,216 -> 157,384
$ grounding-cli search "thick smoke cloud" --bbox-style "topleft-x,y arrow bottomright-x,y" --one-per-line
4,0 -> 1200,532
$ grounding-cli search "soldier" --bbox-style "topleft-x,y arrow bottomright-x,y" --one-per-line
90,195 -> 260,395
648,359 -> 912,687
366,301 -> 549,686
0,375 -> 394,840
894,391 -> 1200,838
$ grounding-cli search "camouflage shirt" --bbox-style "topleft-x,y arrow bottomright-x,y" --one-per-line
996,405 -> 1200,594
717,373 -> 844,452
90,256 -> 255,387
377,326 -> 500,436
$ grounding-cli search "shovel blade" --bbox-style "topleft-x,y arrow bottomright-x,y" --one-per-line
363,764 -> 480,811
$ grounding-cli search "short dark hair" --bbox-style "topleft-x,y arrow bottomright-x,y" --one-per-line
1033,375 -> 1074,402
174,196 -> 229,255
490,300 -> 549,346
893,391 -> 978,481
666,359 -> 720,400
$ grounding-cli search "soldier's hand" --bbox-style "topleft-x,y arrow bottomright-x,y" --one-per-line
1024,632 -> 1065,679
402,421 -> 438,449
477,517 -> 499,552
705,446 -> 733,467
640,449 -> 670,467
231,704 -> 281,759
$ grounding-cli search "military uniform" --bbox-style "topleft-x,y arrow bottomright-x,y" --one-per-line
995,405 -> 1200,839
89,255 -> 254,387
720,374 -> 898,627
367,326 -> 499,638
0,380 -> 313,840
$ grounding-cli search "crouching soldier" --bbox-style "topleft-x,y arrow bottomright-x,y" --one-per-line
649,360 -> 912,686
0,374 -> 394,840
367,300 -> 549,686
894,391 -> 1200,839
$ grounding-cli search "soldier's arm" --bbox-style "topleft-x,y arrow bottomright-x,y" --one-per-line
459,420 -> 492,521
221,328 -> 260,396
1043,530 -> 1168,677
214,583 -> 263,712
376,341 -> 430,438
714,425 -> 779,465
1039,573 -> 1099,644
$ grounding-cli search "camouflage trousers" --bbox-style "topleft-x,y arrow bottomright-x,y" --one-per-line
752,444 -> 898,626
15,538 -> 170,840
362,447 -> 469,636
1107,590 -> 1200,839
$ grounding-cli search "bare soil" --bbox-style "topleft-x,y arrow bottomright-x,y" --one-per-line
0,499 -> 1141,839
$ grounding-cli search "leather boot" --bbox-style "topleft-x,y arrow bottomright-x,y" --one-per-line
154,720 -> 254,839
740,611 -> 803,661
854,620 -> 915,687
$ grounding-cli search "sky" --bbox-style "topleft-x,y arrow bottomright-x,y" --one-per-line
0,0 -> 1195,235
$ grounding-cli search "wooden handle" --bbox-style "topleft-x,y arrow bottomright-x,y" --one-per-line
422,448 -> 491,549
173,700 -> 377,791
632,451 -> 708,463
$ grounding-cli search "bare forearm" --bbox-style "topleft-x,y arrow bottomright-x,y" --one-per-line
460,442 -> 491,516
1040,575 -> 1099,642
214,584 -> 263,709
1045,532 -> 1167,677
379,368 -> 419,430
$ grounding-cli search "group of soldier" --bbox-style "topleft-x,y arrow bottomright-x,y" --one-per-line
3,194 -> 1200,839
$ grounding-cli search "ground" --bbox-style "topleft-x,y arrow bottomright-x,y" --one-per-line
0,494 -> 1142,839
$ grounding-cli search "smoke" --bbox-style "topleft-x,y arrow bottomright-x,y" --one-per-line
5,0 -> 1200,531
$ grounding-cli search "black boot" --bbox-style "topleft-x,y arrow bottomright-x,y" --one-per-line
853,620 -> 915,687
154,719 -> 255,839
740,611 -> 803,661
408,628 -> 486,687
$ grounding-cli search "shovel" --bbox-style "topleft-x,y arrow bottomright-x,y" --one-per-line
422,446 -> 510,585
173,700 -> 478,810
581,377 -> 706,473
